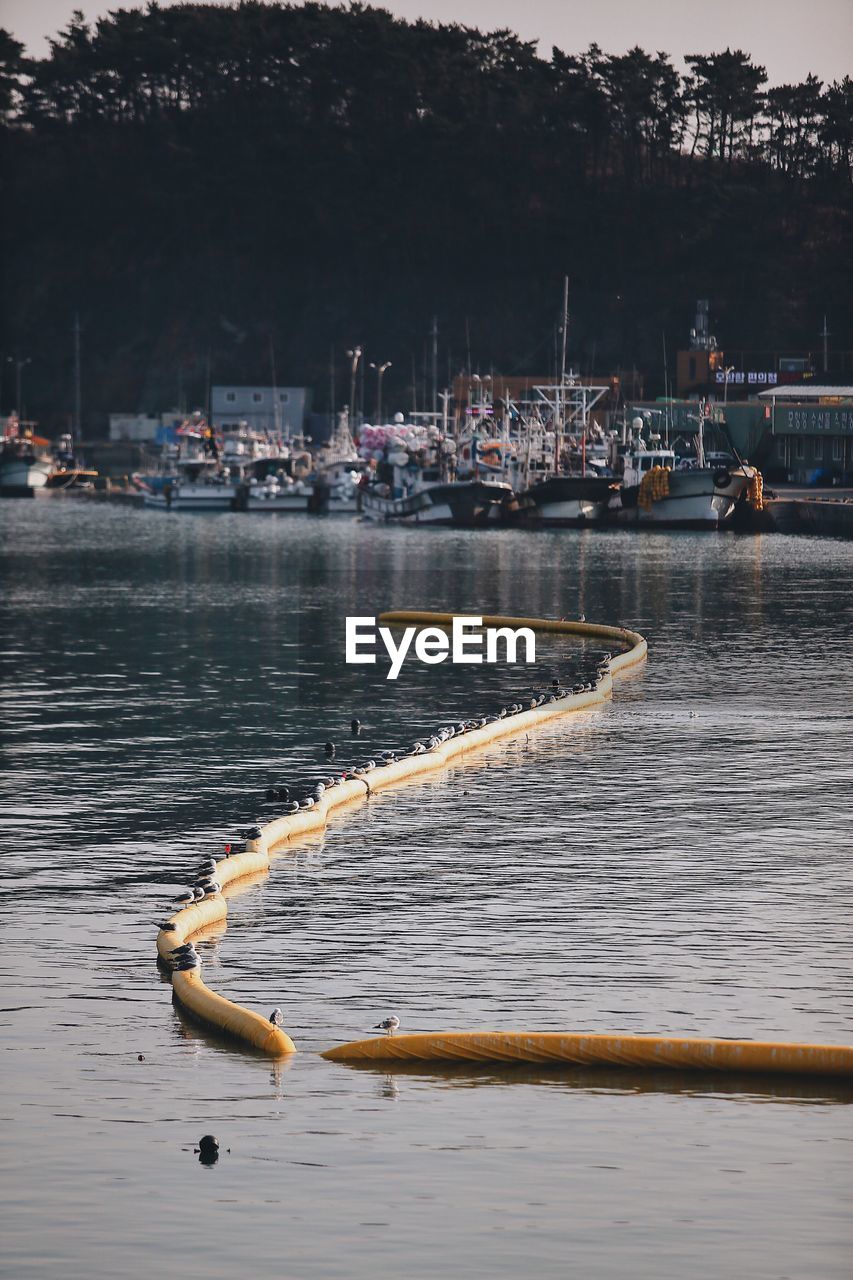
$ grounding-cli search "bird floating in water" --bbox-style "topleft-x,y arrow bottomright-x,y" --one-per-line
374,1016 -> 400,1036
324,741 -> 336,757
277,786 -> 290,803
197,1134 -> 219,1165
351,718 -> 362,735
270,1008 -> 284,1026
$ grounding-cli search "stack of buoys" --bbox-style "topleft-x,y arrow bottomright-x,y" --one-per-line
638,466 -> 671,510
747,469 -> 764,510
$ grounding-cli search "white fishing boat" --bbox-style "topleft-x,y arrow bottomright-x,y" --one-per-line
241,473 -> 316,512
323,460 -> 366,513
142,458 -> 239,510
0,418 -> 52,494
613,414 -> 759,528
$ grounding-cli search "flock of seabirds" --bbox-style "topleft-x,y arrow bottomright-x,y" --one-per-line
157,646 -> 613,1041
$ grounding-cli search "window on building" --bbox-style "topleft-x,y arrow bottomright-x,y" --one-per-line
813,438 -> 823,459
225,391 -> 236,404
776,438 -> 786,460
279,392 -> 290,404
252,392 -> 263,404
795,438 -> 805,459
832,438 -> 843,461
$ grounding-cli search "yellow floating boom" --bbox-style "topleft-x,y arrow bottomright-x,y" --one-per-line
153,608 -> 853,1083
321,1030 -> 853,1079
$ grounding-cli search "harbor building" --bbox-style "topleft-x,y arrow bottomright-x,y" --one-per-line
211,385 -> 312,436
628,387 -> 853,485
758,386 -> 853,484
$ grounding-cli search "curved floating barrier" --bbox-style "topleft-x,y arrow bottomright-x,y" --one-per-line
172,968 -> 296,1056
321,1031 -> 853,1079
154,611 -> 853,1077
156,612 -> 642,1056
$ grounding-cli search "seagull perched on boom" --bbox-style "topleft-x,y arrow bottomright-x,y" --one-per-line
374,1016 -> 400,1036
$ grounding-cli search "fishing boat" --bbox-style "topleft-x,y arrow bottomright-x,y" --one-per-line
491,374 -> 617,527
360,472 -> 513,525
0,418 -> 53,495
612,413 -> 759,528
358,417 -> 514,525
142,458 -> 240,510
240,471 -> 317,512
45,434 -> 98,489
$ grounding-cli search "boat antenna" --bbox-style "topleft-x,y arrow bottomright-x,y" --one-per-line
560,275 -> 569,386
431,316 -> 438,423
661,329 -> 670,445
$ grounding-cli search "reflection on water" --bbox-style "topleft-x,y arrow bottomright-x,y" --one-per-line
1,501 -> 852,1279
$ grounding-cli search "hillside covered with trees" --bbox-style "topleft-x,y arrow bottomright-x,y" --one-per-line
2,2 -> 852,429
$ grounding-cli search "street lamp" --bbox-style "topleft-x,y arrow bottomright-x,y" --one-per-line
369,361 -> 391,425
722,365 -> 735,406
346,346 -> 362,429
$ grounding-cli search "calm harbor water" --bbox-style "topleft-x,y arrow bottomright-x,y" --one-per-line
1,498 -> 852,1280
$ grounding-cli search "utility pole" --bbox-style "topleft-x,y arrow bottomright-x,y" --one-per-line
73,312 -> 82,440
431,316 -> 438,421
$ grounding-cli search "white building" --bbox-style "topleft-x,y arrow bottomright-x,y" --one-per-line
108,413 -> 162,442
211,385 -> 312,436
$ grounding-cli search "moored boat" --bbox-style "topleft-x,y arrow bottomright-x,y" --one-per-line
361,475 -> 513,525
0,418 -> 53,495
519,473 -> 618,525
613,444 -> 758,528
143,458 -> 240,510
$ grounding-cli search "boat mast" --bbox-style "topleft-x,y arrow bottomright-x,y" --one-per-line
557,275 -> 568,474
431,316 -> 438,424
73,311 -> 82,442
269,334 -> 282,442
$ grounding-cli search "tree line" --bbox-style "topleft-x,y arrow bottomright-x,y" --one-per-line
2,4 -> 851,428
3,5 -> 851,184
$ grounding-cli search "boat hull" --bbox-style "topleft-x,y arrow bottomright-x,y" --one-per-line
144,484 -> 236,511
616,468 -> 753,528
0,458 -> 52,494
361,480 -> 512,526
244,493 -> 312,512
520,475 -> 615,526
